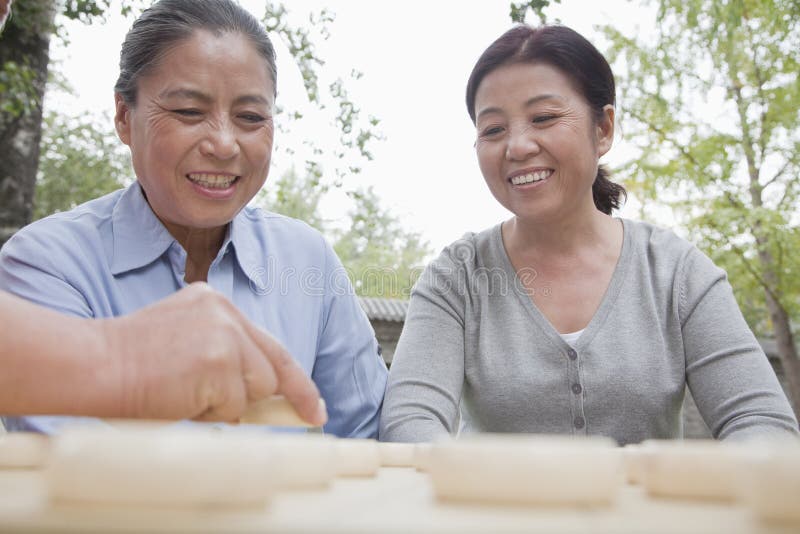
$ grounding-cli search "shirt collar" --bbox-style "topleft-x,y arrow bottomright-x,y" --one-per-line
228,206 -> 265,287
110,182 -> 175,275
111,182 -> 264,284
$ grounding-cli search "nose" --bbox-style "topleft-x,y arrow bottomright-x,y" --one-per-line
505,122 -> 540,161
199,117 -> 240,160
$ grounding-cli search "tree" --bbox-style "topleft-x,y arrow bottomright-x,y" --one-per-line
0,1 -> 381,246
333,187 -> 429,299
509,0 -> 559,23
0,0 -> 144,246
259,169 -> 431,299
9,1 -> 424,297
601,0 -> 800,414
0,0 -> 57,246
34,111 -> 130,219
254,166 -> 326,231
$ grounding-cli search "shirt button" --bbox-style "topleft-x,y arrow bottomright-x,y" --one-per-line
572,383 -> 582,395
574,416 -> 585,429
567,348 -> 577,360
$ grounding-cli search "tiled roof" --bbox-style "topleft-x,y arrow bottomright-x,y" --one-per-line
359,297 -> 408,322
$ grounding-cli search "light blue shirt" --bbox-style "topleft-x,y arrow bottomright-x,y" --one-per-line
0,182 -> 388,437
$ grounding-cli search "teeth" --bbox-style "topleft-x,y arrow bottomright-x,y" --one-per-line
187,173 -> 238,188
510,170 -> 551,185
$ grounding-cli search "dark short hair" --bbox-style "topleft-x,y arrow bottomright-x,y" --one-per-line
114,0 -> 276,105
465,25 -> 626,215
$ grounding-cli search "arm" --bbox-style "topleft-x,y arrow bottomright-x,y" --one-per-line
0,224 -> 96,317
0,284 -> 326,425
680,248 -> 798,440
312,242 -> 388,438
380,248 -> 467,443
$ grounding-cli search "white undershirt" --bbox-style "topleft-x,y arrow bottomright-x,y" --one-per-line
559,329 -> 585,346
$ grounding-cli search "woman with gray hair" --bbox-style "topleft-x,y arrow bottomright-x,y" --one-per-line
0,0 -> 387,437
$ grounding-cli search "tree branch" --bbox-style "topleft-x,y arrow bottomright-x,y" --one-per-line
762,159 -> 791,190
625,108 -> 701,169
742,9 -> 769,167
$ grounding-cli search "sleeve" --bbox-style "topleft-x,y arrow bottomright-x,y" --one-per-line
679,246 -> 799,440
312,241 -> 388,438
379,246 -> 468,443
0,225 -> 94,318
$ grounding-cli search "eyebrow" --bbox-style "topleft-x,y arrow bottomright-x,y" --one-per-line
476,94 -> 563,121
159,89 -> 271,107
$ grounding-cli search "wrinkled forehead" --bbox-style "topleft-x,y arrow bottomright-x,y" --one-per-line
137,29 -> 275,93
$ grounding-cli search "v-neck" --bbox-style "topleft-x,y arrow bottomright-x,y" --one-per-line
491,218 -> 632,352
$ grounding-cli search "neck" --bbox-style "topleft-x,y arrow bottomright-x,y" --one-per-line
163,222 -> 227,283
504,203 -> 616,258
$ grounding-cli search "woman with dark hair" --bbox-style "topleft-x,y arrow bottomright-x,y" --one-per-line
0,0 -> 387,437
380,25 -> 797,445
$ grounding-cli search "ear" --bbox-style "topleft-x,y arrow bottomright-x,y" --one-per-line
114,93 -> 133,146
596,104 -> 615,157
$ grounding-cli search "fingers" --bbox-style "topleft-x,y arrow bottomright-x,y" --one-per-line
156,283 -> 325,426
238,332 -> 279,402
205,287 -> 326,426
243,322 -> 327,427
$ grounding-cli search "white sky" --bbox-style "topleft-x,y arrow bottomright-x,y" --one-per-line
50,0 -> 658,255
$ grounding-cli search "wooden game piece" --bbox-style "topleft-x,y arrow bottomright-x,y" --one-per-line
740,441 -> 800,523
239,395 -> 326,427
334,438 -> 380,477
622,443 -> 648,485
428,434 -> 622,505
46,427 -> 275,507
640,439 -> 748,501
264,434 -> 337,490
378,442 -> 415,467
0,432 -> 49,469
413,442 -> 433,472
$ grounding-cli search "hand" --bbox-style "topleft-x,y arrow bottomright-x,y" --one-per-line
99,283 -> 327,425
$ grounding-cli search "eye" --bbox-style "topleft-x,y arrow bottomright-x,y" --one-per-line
238,113 -> 268,123
479,126 -> 505,138
171,109 -> 202,117
532,115 -> 555,124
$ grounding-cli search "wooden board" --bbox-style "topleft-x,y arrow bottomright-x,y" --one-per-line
0,466 -> 797,533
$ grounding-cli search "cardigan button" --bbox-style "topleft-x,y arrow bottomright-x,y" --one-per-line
567,348 -> 577,360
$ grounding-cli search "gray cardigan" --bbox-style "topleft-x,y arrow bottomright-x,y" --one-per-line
380,219 -> 798,445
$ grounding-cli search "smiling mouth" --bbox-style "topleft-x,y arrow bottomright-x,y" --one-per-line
186,173 -> 240,189
509,169 -> 552,185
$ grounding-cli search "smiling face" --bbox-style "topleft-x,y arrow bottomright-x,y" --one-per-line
473,62 -> 614,224
114,30 -> 275,238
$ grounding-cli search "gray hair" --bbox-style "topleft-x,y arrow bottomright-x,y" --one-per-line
114,0 -> 277,105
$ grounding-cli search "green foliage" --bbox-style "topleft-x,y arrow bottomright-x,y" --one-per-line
509,0 -> 560,23
258,169 -> 431,299
333,187 -> 429,299
601,0 -> 800,336
27,1 -> 418,299
263,2 -> 331,104
34,112 -> 130,219
61,0 -> 141,21
0,60 -> 38,117
263,3 -> 383,184
254,166 -> 327,231
61,0 -> 113,21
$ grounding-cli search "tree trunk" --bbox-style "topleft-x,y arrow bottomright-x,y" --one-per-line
757,250 -> 800,419
726,43 -> 800,420
0,0 -> 56,246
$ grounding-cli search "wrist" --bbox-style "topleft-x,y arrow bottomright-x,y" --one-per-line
86,317 -> 129,418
